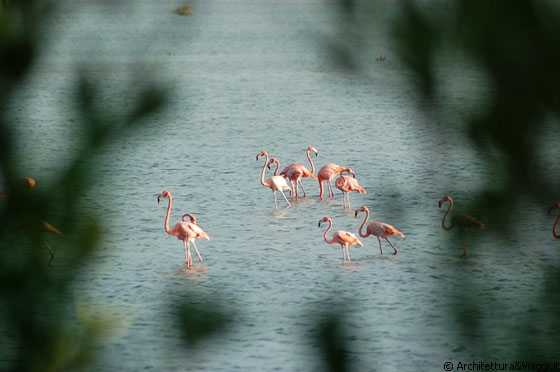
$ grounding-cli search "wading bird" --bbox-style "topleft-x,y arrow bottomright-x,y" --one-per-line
548,202 -> 560,239
1,177 -> 61,264
256,151 -> 291,209
157,190 -> 209,267
318,216 -> 363,262
280,146 -> 318,198
438,195 -> 484,259
335,172 -> 366,209
354,205 -> 404,255
317,163 -> 355,199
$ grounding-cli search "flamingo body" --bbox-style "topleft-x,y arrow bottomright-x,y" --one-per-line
355,206 -> 404,255
438,195 -> 484,259
317,163 -> 355,199
158,190 -> 209,266
256,151 -> 291,209
279,146 -> 318,198
318,216 -> 363,262
335,174 -> 366,209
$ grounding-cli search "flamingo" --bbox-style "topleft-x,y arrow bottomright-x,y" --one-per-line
317,163 -> 355,199
354,205 -> 404,255
548,202 -> 560,239
1,177 -> 60,264
268,157 -> 282,176
335,171 -> 366,209
279,146 -> 318,198
182,213 -> 197,224
438,195 -> 484,259
157,190 -> 210,267
256,151 -> 291,209
318,216 -> 363,262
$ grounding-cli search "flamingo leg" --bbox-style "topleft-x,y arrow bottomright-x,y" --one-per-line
377,237 -> 384,255
346,245 -> 351,262
341,246 -> 346,262
279,189 -> 291,208
386,238 -> 399,255
461,229 -> 468,259
272,191 -> 279,210
42,239 -> 55,265
184,240 -> 193,267
183,239 -> 190,266
327,181 -> 335,198
298,178 -> 307,197
192,240 -> 203,263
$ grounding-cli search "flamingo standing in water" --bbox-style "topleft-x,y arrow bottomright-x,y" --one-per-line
354,205 -> 404,255
280,146 -> 318,198
317,163 -> 355,199
318,216 -> 363,262
548,202 -> 560,239
256,151 -> 291,209
335,171 -> 366,209
438,195 -> 484,259
157,190 -> 210,267
1,177 -> 61,264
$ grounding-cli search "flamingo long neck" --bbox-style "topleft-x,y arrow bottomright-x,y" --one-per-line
442,200 -> 454,231
358,209 -> 370,238
163,195 -> 173,235
306,149 -> 315,174
260,153 -> 270,187
553,215 -> 560,239
323,220 -> 336,244
272,161 -> 280,176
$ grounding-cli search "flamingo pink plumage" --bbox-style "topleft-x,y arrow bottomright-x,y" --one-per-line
158,190 -> 210,267
335,172 -> 366,209
280,146 -> 318,198
317,163 -> 355,199
318,216 -> 363,262
256,151 -> 291,209
354,205 -> 404,255
548,202 -> 560,239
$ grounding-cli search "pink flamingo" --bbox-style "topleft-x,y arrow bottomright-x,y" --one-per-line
182,213 -> 197,224
335,171 -> 366,209
256,151 -> 291,209
268,157 -> 282,176
317,163 -> 355,199
157,190 -> 210,267
548,202 -> 560,239
439,195 -> 484,259
354,205 -> 404,255
318,216 -> 363,262
280,146 -> 318,198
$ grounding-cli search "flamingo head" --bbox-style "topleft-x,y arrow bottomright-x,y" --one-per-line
438,195 -> 453,208
318,216 -> 331,227
354,205 -> 368,218
256,150 -> 268,161
344,168 -> 356,178
268,157 -> 279,169
548,202 -> 560,215
182,213 -> 197,223
157,190 -> 171,204
307,146 -> 318,156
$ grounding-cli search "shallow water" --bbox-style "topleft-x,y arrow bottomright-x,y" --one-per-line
5,0 -> 560,370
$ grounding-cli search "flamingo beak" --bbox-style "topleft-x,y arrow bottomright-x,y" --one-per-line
354,210 -> 359,218
438,200 -> 443,208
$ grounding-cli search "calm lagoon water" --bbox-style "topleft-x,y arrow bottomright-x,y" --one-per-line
5,0 -> 560,371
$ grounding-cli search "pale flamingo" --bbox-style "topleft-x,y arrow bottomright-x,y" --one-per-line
318,216 -> 363,262
1,177 -> 60,264
439,195 -> 484,259
335,171 -> 366,209
280,146 -> 318,198
548,202 -> 560,239
256,151 -> 291,209
157,190 -> 210,267
317,163 -> 355,199
268,157 -> 282,176
354,205 -> 404,255
182,213 -> 197,224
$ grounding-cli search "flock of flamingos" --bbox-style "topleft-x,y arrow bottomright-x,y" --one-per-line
152,146 -> 560,267
3,149 -> 560,266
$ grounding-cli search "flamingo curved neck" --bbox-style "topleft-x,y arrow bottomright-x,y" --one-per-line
441,200 -> 454,231
260,153 -> 270,187
553,215 -> 560,239
322,220 -> 336,244
164,194 -> 173,234
306,149 -> 315,174
358,209 -> 370,238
